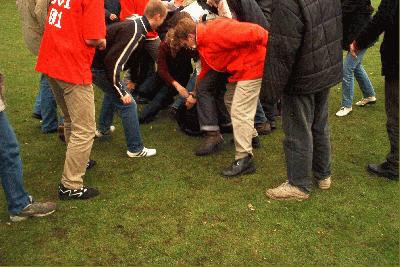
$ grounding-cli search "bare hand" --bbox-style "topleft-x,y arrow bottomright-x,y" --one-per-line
349,41 -> 358,58
175,84 -> 189,98
121,94 -> 133,105
97,39 -> 106,51
185,95 -> 197,109
110,14 -> 118,21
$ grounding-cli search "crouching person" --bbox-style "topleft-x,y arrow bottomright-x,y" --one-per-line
263,0 -> 342,200
0,73 -> 56,221
174,17 -> 268,177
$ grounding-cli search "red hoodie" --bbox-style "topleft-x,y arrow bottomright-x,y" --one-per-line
196,18 -> 268,83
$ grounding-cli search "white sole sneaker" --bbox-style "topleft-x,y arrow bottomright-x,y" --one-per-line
355,96 -> 376,106
95,125 -> 115,138
317,177 -> 331,190
127,147 -> 157,158
335,107 -> 352,117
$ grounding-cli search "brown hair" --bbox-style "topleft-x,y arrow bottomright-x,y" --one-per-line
173,17 -> 196,42
144,0 -> 167,18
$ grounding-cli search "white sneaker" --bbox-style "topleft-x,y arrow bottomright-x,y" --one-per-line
127,147 -> 157,158
95,125 -> 115,138
316,176 -> 331,190
355,96 -> 376,106
335,107 -> 352,117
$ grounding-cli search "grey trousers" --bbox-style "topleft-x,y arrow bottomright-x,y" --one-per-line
282,89 -> 331,192
384,78 -> 399,172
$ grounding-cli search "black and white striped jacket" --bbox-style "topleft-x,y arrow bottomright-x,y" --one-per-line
92,16 -> 152,99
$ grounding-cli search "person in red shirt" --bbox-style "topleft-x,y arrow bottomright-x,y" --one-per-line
174,17 -> 268,177
36,0 -> 106,200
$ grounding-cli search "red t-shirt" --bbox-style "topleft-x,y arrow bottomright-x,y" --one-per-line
36,0 -> 106,85
120,0 -> 158,39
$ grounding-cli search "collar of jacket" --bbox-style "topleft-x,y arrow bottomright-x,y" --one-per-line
139,16 -> 152,34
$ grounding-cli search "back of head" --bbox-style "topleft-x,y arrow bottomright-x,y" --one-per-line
173,17 -> 196,41
144,0 -> 168,18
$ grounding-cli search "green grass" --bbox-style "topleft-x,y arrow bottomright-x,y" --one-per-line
0,0 -> 398,265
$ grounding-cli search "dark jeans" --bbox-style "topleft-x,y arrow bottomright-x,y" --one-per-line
0,112 -> 30,215
139,76 -> 178,121
384,78 -> 399,172
282,89 -> 331,192
197,70 -> 232,132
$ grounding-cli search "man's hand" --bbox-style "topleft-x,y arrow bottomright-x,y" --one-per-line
109,13 -> 118,21
349,41 -> 358,58
185,94 -> 197,109
121,94 -> 133,105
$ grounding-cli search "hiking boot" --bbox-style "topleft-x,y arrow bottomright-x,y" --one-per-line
222,155 -> 256,177
265,182 -> 309,200
367,162 -> 399,181
335,107 -> 352,117
195,131 -> 224,156
355,96 -> 376,106
252,136 -> 261,149
9,199 -> 56,222
95,125 -> 115,138
58,183 -> 99,200
255,122 -> 272,135
127,147 -> 157,158
316,176 -> 331,189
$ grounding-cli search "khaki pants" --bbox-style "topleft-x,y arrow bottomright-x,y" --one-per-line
224,79 -> 261,160
48,78 -> 95,189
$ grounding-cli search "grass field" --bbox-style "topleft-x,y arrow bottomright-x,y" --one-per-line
0,0 -> 398,265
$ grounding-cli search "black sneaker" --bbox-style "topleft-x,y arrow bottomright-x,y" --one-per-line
86,160 -> 96,170
58,184 -> 99,200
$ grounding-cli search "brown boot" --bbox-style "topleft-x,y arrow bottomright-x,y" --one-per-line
195,131 -> 224,156
255,122 -> 272,135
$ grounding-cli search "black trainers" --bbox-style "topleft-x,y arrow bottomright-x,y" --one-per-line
86,160 -> 96,170
58,184 -> 99,200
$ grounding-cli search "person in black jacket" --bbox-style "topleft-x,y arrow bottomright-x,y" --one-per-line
351,0 -> 399,181
335,0 -> 376,117
263,0 -> 342,200
105,0 -> 121,25
91,0 -> 167,158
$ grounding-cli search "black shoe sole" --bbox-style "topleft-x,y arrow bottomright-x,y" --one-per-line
222,165 -> 256,178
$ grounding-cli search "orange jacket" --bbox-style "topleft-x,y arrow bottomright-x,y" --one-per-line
196,18 -> 268,83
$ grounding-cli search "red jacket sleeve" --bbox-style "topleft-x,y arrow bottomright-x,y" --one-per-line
156,41 -> 175,86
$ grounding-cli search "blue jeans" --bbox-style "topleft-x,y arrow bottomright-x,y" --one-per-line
341,50 -> 376,108
254,100 -> 268,124
0,112 -> 30,215
171,72 -> 197,110
33,75 -> 59,133
92,69 -> 144,153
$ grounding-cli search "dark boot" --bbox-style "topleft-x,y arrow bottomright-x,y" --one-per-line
222,155 -> 256,177
255,122 -> 272,135
367,162 -> 399,181
195,131 -> 224,156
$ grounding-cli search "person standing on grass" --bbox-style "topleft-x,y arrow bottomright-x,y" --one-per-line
91,0 -> 167,158
335,0 -> 377,117
36,0 -> 106,200
0,73 -> 56,221
351,0 -> 399,181
263,0 -> 342,200
16,0 -> 60,135
174,17 -> 268,177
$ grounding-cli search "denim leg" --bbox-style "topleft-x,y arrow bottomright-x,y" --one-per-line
341,51 -> 367,107
134,73 -> 161,100
140,85 -> 176,120
385,79 -> 399,172
39,75 -> 58,133
33,90 -> 41,115
282,93 -> 314,192
98,94 -> 115,133
312,89 -> 332,180
171,72 -> 196,110
0,112 -> 30,215
353,51 -> 375,98
254,100 -> 268,124
92,69 -> 144,152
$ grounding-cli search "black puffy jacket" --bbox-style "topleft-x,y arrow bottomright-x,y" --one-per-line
342,0 -> 373,50
261,0 -> 342,102
355,0 -> 399,79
